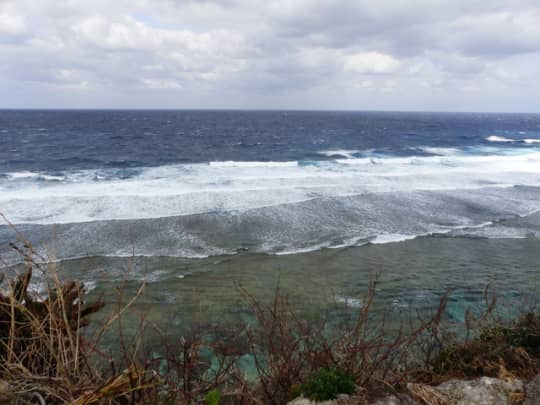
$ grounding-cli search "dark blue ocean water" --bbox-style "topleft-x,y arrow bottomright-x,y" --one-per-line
2,109 -> 540,264
1,110 -> 540,172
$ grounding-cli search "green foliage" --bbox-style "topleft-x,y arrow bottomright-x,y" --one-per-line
430,312 -> 540,379
479,325 -> 528,347
479,313 -> 540,351
205,389 -> 221,405
300,368 -> 355,401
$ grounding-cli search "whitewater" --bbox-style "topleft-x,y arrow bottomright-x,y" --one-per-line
2,110 -> 540,264
2,148 -> 540,225
0,145 -> 540,264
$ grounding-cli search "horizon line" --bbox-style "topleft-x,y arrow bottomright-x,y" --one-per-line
0,107 -> 539,114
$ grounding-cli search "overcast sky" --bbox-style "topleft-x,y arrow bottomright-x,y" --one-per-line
1,0 -> 539,111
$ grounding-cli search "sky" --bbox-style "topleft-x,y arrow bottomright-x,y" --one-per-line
0,0 -> 539,112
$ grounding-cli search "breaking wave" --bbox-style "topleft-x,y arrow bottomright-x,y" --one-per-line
486,135 -> 540,144
486,135 -> 514,143
1,145 -> 540,263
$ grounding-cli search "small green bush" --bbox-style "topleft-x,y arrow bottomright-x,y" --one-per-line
300,368 -> 355,401
205,389 -> 221,405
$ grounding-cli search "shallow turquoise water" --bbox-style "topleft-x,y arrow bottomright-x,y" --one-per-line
37,235 -> 539,342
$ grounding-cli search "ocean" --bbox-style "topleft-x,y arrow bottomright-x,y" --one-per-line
1,110 -> 540,331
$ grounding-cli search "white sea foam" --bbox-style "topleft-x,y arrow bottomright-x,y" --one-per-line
327,236 -> 368,250
84,280 -> 97,293
370,234 -> 418,244
486,135 -> 514,143
274,236 -> 368,255
6,171 -> 65,181
318,150 -> 359,159
334,296 -> 363,308
40,174 -> 66,181
335,157 -> 378,165
524,139 -> 540,144
274,244 -> 331,256
7,171 -> 40,179
2,150 -> 540,226
419,147 -> 462,156
209,161 -> 298,167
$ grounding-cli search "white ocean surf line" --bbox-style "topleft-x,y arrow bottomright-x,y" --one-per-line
271,216 -> 529,256
418,147 -> 462,156
486,135 -> 540,145
318,150 -> 360,159
274,237 -> 370,256
2,149 -> 540,225
209,161 -> 298,167
370,233 -> 418,244
486,135 -> 514,143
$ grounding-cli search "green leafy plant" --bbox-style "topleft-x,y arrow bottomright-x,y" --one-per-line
300,368 -> 355,401
205,389 -> 221,405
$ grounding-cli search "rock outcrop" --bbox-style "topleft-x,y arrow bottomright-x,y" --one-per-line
407,377 -> 523,404
524,374 -> 540,405
289,374 -> 537,404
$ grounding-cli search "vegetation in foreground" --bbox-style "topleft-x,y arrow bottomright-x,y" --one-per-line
0,235 -> 539,404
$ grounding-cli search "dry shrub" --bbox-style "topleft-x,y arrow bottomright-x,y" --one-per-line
408,286 -> 540,385
424,311 -> 540,382
241,280 -> 540,403
240,279 -> 453,403
142,326 -> 247,404
0,218 -> 158,404
241,282 -> 320,404
0,217 -> 249,404
0,266 -> 104,402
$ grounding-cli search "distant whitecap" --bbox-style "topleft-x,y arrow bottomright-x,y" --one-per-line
486,135 -> 514,143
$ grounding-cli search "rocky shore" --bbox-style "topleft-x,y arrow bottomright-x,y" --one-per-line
289,374 -> 540,405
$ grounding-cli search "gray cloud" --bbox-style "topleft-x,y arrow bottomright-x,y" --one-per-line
0,0 -> 539,111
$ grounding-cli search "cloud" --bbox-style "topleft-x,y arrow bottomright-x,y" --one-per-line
0,2 -> 27,42
447,10 -> 540,57
141,78 -> 183,90
0,12 -> 25,35
344,52 -> 401,74
0,0 -> 539,111
427,52 -> 485,75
